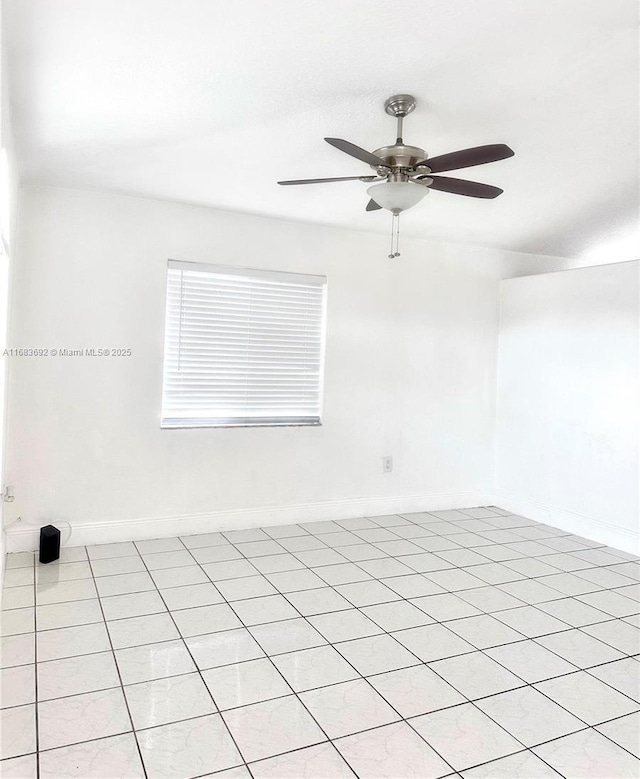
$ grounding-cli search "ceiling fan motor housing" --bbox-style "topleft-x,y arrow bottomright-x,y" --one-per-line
372,144 -> 429,171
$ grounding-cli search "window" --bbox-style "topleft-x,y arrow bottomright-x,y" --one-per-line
161,260 -> 327,428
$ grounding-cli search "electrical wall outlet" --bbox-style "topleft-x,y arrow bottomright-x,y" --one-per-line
382,456 -> 393,473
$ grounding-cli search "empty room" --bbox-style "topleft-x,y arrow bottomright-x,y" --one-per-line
0,1 -> 639,778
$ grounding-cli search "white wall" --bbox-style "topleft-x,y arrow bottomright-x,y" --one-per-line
4,185 -> 516,546
496,261 -> 639,552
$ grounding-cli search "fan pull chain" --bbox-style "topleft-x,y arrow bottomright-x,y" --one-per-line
388,212 -> 401,258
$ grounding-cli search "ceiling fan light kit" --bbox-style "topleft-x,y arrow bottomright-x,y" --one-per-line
278,94 -> 514,256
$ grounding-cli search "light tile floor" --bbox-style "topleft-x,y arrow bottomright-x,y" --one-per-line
1,506 -> 640,778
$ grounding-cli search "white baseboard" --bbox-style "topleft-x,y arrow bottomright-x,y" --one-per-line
4,489 -> 490,551
491,489 -> 640,554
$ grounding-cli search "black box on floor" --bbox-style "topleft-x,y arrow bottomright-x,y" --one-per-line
39,524 -> 60,564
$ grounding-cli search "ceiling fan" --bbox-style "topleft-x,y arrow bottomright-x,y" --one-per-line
277,94 -> 514,256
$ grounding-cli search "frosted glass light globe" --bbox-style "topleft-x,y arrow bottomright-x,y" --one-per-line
367,181 -> 428,213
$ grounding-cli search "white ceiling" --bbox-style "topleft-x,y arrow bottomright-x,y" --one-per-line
4,0 -> 639,258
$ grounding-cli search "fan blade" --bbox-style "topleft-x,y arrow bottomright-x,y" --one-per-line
366,199 -> 382,211
325,138 -> 388,167
417,144 -> 514,173
415,175 -> 503,199
278,175 -> 377,185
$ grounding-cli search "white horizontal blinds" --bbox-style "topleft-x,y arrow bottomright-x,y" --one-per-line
161,261 -> 326,427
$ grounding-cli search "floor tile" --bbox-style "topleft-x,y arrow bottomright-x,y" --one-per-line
411,702 -> 521,771
223,528 -> 271,544
300,678 -> 399,738
0,703 -> 36,759
294,549 -> 348,568
369,514 -> 411,527
231,594 -> 299,626
460,749 -> 562,777
36,561 -> 93,585
533,727 -> 640,778
383,574 -> 445,598
354,529 -> 399,544
37,651 -> 119,700
423,568 -> 486,591
446,614 -> 526,648
537,597 -> 613,627
430,651 -> 525,700
362,601 -> 433,631
457,586 -> 526,614
234,540 -> 287,558
115,639 -> 196,684
576,566 -> 638,589
36,599 -> 102,631
435,548 -> 491,567
222,694 -> 324,762
57,547 -> 89,564
36,579 -> 97,606
284,587 -> 352,616
596,711 -> 640,758
89,556 -> 147,578
504,557 -> 562,577
369,663 -> 465,717
1,664 -> 35,708
125,672 -> 215,729
180,531 -> 228,549
186,627 -> 265,670
413,536 -> 461,553
486,639 -> 578,682
1,608 -> 34,637
136,713 -> 242,779
315,563 -> 372,586
333,580 -> 400,607
0,753 -> 37,779
308,609 -> 383,642
278,535 -> 327,553
100,590 -> 167,620
1,633 -> 35,668
39,733 -> 145,779
171,603 -> 241,638
335,633 -> 419,676
492,605 -> 571,637
373,539 -> 425,556
215,575 -> 278,601
577,589 -> 640,618
333,542 -> 388,562
476,686 -> 585,746
249,618 -> 327,655
537,628 -> 625,667
250,741 -> 353,778
142,550 -> 195,571
540,571 -> 601,596
249,554 -> 307,574
263,523 -> 307,538
498,579 -> 565,605
203,657 -> 290,709
536,670 -> 639,725
537,553 -> 594,572
38,688 -> 131,750
5,552 -> 35,569
87,542 -> 139,560
95,571 -> 155,598
189,545 -> 242,564
401,552 -> 455,574
107,612 -> 180,649
272,645 -> 358,691
411,592 -> 482,622
201,559 -> 259,581
588,657 -> 640,701
3,568 -> 35,588
265,568 -> 325,593
150,565 -> 208,589
356,557 -> 415,578
582,618 -> 640,655
393,623 -> 475,662
136,537 -> 186,554
335,720 -> 452,778
159,582 -> 223,611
